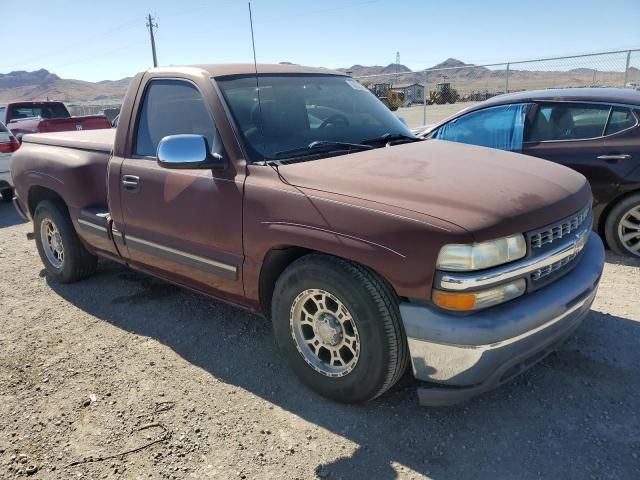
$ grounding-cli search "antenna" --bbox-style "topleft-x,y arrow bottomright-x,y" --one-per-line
248,2 -> 265,162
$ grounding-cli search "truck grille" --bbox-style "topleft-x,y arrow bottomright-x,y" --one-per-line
530,205 -> 591,250
531,251 -> 580,281
526,204 -> 592,289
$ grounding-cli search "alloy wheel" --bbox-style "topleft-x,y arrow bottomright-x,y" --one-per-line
289,288 -> 360,378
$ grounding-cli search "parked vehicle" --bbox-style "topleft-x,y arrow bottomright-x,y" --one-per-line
11,64 -> 604,405
415,88 -> 640,257
0,121 -> 19,201
0,101 -> 111,138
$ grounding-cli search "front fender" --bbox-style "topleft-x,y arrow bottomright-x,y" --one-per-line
242,167 -> 470,304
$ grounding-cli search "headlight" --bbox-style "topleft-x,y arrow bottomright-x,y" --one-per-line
436,234 -> 526,271
433,279 -> 526,311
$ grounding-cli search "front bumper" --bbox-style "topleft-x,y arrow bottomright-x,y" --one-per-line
400,232 -> 605,406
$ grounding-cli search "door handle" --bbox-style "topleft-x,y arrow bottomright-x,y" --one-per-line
597,154 -> 632,161
122,175 -> 140,192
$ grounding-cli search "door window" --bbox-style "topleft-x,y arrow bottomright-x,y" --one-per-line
527,103 -> 612,142
605,107 -> 637,135
134,80 -> 218,158
432,104 -> 529,151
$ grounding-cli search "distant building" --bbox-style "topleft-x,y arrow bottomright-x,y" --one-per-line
392,83 -> 425,106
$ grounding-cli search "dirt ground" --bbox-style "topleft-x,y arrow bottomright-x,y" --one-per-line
1,200 -> 639,480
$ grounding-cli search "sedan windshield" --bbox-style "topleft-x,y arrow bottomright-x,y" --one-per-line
215,74 -> 414,162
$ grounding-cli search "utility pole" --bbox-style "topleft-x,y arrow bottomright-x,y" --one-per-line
146,14 -> 158,68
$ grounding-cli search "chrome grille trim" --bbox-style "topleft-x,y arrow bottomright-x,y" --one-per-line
531,252 -> 579,281
437,228 -> 590,292
530,206 -> 590,249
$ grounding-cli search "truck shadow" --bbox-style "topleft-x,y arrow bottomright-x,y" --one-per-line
46,262 -> 640,479
0,200 -> 26,228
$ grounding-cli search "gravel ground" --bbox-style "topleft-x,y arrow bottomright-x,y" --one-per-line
1,200 -> 639,479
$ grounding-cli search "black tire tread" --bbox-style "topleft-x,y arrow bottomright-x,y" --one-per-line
278,253 -> 409,401
604,192 -> 640,256
34,200 -> 97,283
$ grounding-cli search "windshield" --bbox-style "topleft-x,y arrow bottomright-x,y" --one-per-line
215,74 -> 414,162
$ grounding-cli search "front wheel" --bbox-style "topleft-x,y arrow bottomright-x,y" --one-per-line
604,193 -> 640,257
272,254 -> 408,403
34,200 -> 97,283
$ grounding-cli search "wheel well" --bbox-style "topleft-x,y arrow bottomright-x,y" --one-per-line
597,188 -> 640,241
28,186 -> 66,217
259,246 -> 312,315
258,246 -> 404,316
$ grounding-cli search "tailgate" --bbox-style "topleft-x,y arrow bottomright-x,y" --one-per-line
38,116 -> 111,133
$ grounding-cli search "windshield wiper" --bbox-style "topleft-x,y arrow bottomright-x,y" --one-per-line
274,140 -> 373,160
362,132 -> 422,145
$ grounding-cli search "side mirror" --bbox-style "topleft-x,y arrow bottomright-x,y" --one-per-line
157,134 -> 227,170
15,133 -> 24,144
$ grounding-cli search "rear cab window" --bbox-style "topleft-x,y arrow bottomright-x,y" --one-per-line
7,103 -> 70,121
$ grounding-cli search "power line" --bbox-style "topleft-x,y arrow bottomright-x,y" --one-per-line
47,39 -> 149,70
0,17 -> 141,70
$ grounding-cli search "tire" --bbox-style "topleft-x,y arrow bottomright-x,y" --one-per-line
604,193 -> 640,257
0,188 -> 13,202
34,200 -> 97,283
272,253 -> 408,403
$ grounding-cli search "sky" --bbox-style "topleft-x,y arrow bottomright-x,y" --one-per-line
1,0 -> 639,82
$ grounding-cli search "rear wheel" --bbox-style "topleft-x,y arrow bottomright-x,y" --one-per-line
604,193 -> 640,257
34,200 -> 97,283
272,254 -> 408,403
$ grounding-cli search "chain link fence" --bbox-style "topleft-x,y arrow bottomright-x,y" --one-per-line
351,49 -> 640,128
67,103 -> 121,121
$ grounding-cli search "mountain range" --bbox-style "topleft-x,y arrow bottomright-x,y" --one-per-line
0,58 -> 635,105
0,69 -> 132,104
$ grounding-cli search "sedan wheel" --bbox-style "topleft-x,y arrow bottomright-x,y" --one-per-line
605,193 -> 640,257
617,205 -> 640,256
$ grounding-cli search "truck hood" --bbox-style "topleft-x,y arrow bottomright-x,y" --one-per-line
277,140 -> 591,241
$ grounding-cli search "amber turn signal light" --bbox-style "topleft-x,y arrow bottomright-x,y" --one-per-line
432,291 -> 477,311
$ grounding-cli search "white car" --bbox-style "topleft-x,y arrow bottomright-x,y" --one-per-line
0,121 -> 19,202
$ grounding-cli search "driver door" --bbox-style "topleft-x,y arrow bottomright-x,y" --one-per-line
116,79 -> 245,299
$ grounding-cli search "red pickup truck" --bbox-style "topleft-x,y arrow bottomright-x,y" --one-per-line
10,64 -> 605,406
0,101 -> 111,138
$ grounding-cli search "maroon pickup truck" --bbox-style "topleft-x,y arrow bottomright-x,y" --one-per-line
0,101 -> 111,138
10,64 -> 605,405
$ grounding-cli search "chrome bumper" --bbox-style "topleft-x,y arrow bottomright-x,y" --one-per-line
400,233 -> 604,405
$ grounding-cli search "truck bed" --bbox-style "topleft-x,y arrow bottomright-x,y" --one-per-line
23,128 -> 115,152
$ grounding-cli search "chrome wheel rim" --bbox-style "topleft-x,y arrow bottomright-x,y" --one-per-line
617,205 -> 640,256
40,218 -> 64,268
289,289 -> 360,378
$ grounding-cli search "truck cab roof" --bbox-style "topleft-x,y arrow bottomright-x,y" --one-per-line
146,63 -> 346,78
